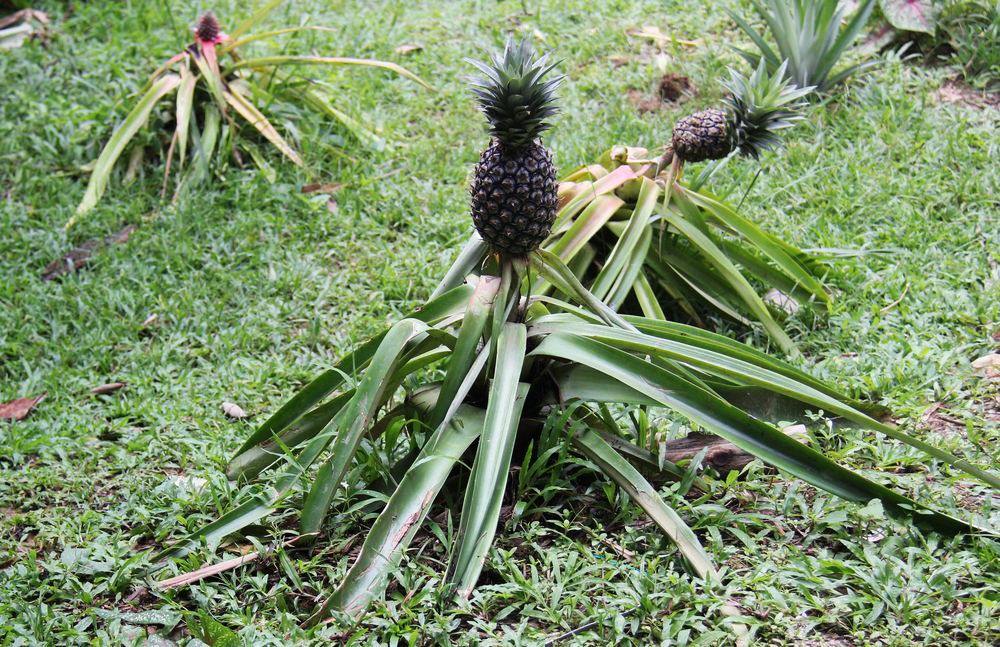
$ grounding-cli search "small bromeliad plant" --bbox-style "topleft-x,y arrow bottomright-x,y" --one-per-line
69,5 -> 430,228
157,39 -> 998,631
728,0 -> 879,92
449,60 -> 823,355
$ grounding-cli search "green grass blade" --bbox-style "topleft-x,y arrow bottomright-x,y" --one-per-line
70,73 -> 181,225
307,403 -> 488,622
531,333 -> 994,534
448,324 -> 529,598
572,427 -> 716,579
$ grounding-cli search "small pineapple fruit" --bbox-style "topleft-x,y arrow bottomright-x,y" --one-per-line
671,60 -> 812,164
469,39 -> 563,256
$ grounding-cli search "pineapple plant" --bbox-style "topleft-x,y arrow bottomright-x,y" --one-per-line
155,43 -> 999,631
446,61 -> 822,355
669,60 -> 811,165
68,5 -> 430,228
468,38 -> 562,256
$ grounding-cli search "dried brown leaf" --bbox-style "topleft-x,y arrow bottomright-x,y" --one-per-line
41,224 -> 138,281
393,43 -> 422,55
0,394 -> 45,421
90,382 -> 125,395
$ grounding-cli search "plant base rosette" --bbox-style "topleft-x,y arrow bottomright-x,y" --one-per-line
156,249 -> 998,628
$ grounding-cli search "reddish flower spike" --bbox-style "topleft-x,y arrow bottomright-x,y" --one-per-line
194,13 -> 226,45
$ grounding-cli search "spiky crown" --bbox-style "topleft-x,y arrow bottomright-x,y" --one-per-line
723,60 -> 812,159
467,38 -> 563,149
195,13 -> 221,43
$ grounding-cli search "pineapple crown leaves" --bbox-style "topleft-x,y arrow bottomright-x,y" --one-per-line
467,37 -> 564,149
722,60 -> 813,159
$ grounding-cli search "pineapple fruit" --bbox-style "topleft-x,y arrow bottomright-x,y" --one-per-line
671,61 -> 812,164
469,39 -> 563,256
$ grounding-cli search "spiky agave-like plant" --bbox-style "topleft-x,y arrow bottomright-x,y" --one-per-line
68,7 -> 430,228
156,42 -> 1000,629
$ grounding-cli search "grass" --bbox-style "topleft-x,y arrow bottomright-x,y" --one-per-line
1,0 -> 998,645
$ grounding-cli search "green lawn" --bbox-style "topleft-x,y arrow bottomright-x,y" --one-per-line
1,1 -> 998,645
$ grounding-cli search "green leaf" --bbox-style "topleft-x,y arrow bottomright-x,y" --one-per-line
223,83 -> 303,166
590,176 -> 659,302
448,324 -> 530,598
531,332 -> 987,534
431,234 -> 490,299
684,187 -> 831,306
306,401 -> 488,622
187,611 -> 241,647
175,62 -> 197,168
536,321 -> 1000,491
70,73 -> 181,226
299,319 -> 433,535
662,206 -> 797,355
429,276 -> 501,428
227,56 -> 433,90
228,0 -> 285,41
572,427 -> 716,579
230,285 -> 473,458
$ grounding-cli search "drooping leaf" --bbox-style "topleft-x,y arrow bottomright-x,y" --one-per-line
70,74 -> 181,226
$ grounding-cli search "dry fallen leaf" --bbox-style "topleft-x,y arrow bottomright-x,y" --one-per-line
0,394 -> 45,421
90,382 -> 125,395
222,402 -> 248,419
972,354 -> 1000,378
141,313 -> 158,328
41,224 -> 138,281
301,182 -> 344,194
393,43 -> 422,55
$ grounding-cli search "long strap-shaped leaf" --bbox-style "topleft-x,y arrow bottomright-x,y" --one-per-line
231,285 -> 473,458
429,277 -> 501,429
226,56 -> 432,90
531,322 -> 1000,491
531,333 -> 990,535
663,208 -> 796,355
299,324 -> 441,535
571,428 -> 715,578
683,187 -> 830,306
223,83 -> 304,166
306,401 -> 489,624
448,324 -> 530,597
156,319 -> 429,560
431,234 -> 490,299
70,73 -> 181,225
590,177 -> 659,301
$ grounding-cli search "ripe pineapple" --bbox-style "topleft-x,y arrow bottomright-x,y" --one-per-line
671,61 -> 812,164
469,39 -> 563,256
